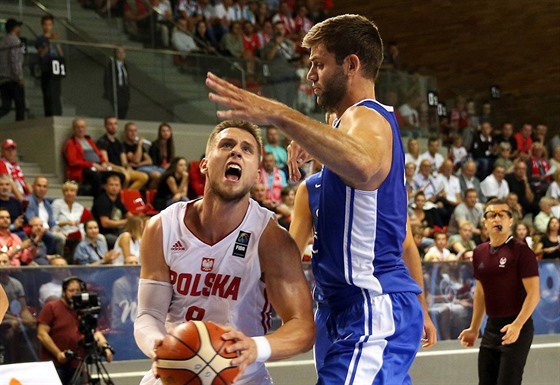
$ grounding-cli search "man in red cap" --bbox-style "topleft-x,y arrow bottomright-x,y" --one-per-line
0,18 -> 25,121
0,139 -> 30,200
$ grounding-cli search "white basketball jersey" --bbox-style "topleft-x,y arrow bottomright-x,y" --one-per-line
157,199 -> 275,384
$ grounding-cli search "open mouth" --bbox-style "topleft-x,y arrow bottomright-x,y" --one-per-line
225,164 -> 242,182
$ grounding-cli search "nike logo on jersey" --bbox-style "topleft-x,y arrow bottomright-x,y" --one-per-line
171,240 -> 186,251
315,183 -> 321,188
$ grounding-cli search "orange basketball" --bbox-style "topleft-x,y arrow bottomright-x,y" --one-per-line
156,321 -> 239,385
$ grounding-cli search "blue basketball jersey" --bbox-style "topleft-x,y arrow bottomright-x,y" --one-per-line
311,99 -> 421,308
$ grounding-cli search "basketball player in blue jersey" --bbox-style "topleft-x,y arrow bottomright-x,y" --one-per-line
207,13 -> 435,384
134,120 -> 315,385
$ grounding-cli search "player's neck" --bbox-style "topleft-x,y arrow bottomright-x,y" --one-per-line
191,197 -> 249,245
489,233 -> 512,248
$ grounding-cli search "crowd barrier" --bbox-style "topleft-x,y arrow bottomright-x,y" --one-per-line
1,260 -> 558,363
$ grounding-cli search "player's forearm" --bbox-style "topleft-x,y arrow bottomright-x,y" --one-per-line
469,285 -> 486,331
38,329 -> 63,357
266,317 -> 315,361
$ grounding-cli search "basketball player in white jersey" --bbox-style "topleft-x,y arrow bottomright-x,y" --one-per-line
207,13 -> 433,385
134,120 -> 315,385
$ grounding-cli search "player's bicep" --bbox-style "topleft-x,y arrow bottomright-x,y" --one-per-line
259,221 -> 313,321
289,182 -> 312,256
140,215 -> 169,282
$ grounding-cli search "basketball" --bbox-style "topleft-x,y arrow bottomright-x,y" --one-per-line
156,321 -> 239,385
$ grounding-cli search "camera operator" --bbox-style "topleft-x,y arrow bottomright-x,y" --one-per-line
37,277 -> 113,385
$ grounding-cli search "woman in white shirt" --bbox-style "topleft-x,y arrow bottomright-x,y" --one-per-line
51,181 -> 84,238
112,216 -> 144,265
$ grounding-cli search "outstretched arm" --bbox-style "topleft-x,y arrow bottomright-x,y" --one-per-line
402,218 -> 437,348
289,182 -> 313,256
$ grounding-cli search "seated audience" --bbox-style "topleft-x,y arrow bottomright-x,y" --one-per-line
0,208 -> 32,266
471,121 -> 496,180
51,181 -> 85,239
405,138 -> 422,170
418,136 -> 444,175
405,162 -> 417,200
96,116 -> 149,190
258,152 -> 287,204
27,216 -> 57,265
480,164 -> 509,202
91,173 -> 132,248
458,160 -> 482,199
506,192 -> 525,224
25,177 -> 66,255
533,197 -> 557,235
0,139 -> 30,199
413,159 -> 444,202
493,142 -> 514,173
250,182 -> 291,224
549,145 -> 560,171
73,219 -> 119,265
408,191 -> 441,239
448,188 -> 483,236
513,221 -> 534,250
437,159 -> 462,224
527,142 -> 552,201
123,122 -> 163,189
0,174 -> 25,239
534,217 -> 560,260
193,19 -> 219,54
63,117 -> 117,197
264,127 -> 288,173
447,222 -> 476,261
424,232 -> 457,262
493,122 -> 518,160
154,157 -> 189,211
448,135 -> 468,171
149,122 -> 175,169
113,215 -> 144,265
187,155 -> 206,200
172,16 -> 198,57
38,256 -> 70,306
547,169 -> 560,200
505,159 -> 535,217
513,123 -> 533,161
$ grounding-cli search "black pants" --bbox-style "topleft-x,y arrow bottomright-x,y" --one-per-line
41,72 -> 62,116
478,317 -> 534,385
0,81 -> 25,121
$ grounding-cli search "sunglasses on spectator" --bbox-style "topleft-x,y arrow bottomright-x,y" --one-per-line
483,210 -> 512,220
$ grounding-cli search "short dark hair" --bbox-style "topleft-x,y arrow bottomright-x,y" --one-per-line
206,120 -> 263,156
41,14 -> 54,24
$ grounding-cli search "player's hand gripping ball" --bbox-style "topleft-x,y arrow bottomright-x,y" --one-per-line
156,321 -> 239,385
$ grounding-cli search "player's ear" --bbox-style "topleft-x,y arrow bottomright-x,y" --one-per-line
346,54 -> 359,74
200,158 -> 208,174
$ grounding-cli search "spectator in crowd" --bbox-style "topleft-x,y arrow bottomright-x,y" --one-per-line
449,95 -> 469,141
51,180 -> 85,239
534,217 -> 560,260
527,142 -> 552,201
193,19 -> 219,54
103,46 -> 130,119
172,16 -> 198,57
256,19 -> 274,48
91,173 -> 132,248
261,21 -> 299,106
176,0 -> 203,27
462,99 -> 479,152
96,116 -> 149,190
0,139 -> 30,199
264,126 -> 288,172
35,15 -> 64,117
241,20 -> 261,59
513,123 -> 533,161
505,159 -> 535,217
294,4 -> 313,41
478,101 -> 495,127
419,136 -> 444,175
113,215 -> 144,265
493,142 -> 514,173
123,122 -> 163,189
0,207 -> 32,266
0,252 -> 36,363
24,177 -> 66,255
37,277 -> 113,385
220,20 -> 244,57
255,1 -> 271,28
151,0 -> 174,48
381,40 -> 400,70
448,135 -> 468,171
398,93 -> 422,133
532,124 -> 548,147
187,154 -> 206,200
506,192 -> 525,224
480,164 -> 509,202
272,0 -> 296,37
0,174 -> 25,238
448,221 -> 476,261
405,161 -> 417,200
409,191 -> 441,239
471,121 -> 496,180
123,0 -> 154,41
0,19 -> 25,121
437,159 -> 462,224
458,160 -> 482,199
424,232 -> 456,262
38,256 -> 70,306
405,137 -> 422,170
64,117 -> 116,197
448,188 -> 483,236
493,122 -> 518,160
547,169 -> 560,200
149,122 -> 175,169
153,156 -> 189,211
73,219 -> 119,265
258,152 -> 287,204
413,159 -> 444,202
250,181 -> 291,223
549,145 -> 560,171
534,197 -> 557,235
26,216 -> 58,265
295,52 -> 315,114
513,222 -> 534,250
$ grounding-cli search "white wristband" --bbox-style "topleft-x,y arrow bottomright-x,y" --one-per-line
252,336 -> 271,362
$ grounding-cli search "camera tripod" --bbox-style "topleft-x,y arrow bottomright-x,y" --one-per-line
69,340 -> 114,385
